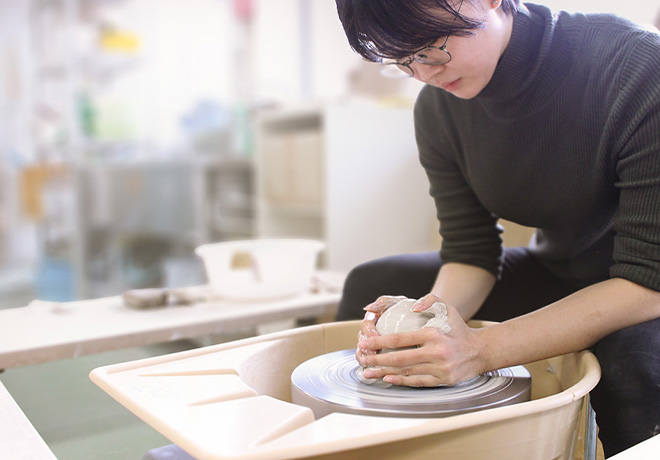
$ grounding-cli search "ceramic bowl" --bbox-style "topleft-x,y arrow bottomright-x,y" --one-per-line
195,239 -> 325,300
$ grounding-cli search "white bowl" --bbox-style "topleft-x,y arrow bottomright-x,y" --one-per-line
195,239 -> 325,300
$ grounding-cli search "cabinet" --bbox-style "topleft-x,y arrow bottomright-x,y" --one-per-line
196,157 -> 255,243
75,157 -> 254,299
255,104 -> 438,272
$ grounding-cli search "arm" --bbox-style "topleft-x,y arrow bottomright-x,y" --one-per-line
358,278 -> 660,386
430,262 -> 496,321
478,33 -> 660,371
476,278 -> 660,370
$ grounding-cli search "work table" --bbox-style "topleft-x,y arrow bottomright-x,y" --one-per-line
0,277 -> 342,370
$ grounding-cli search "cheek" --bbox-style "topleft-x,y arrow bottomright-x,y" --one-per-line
459,37 -> 497,73
455,31 -> 501,74
453,83 -> 484,100
451,62 -> 491,99
454,50 -> 500,97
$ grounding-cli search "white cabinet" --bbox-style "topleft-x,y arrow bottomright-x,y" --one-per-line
255,104 -> 438,272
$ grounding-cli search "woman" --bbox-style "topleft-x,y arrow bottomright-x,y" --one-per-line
334,0 -> 660,456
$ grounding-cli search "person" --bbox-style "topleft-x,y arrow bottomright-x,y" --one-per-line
333,0 -> 660,457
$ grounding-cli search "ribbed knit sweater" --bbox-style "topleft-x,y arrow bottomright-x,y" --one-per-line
414,3 -> 660,291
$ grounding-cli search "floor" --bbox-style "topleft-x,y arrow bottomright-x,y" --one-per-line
1,340 -> 204,460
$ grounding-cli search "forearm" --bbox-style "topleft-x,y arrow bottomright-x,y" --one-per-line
431,262 -> 496,321
476,277 -> 660,372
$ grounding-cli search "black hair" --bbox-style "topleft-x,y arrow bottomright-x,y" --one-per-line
336,0 -> 521,61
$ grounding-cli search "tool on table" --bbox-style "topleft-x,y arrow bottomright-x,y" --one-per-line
122,287 -> 212,310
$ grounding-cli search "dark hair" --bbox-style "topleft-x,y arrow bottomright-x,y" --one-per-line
336,0 -> 520,61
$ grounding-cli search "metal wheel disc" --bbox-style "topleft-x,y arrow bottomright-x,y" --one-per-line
291,349 -> 531,419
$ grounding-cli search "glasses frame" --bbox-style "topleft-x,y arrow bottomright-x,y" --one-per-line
381,0 -> 464,78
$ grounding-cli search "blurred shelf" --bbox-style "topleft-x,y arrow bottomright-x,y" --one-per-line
263,203 -> 323,217
209,217 -> 255,235
11,0 -> 257,301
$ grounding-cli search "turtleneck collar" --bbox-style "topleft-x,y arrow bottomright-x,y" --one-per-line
476,3 -> 576,116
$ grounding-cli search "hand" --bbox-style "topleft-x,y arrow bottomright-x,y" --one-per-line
357,294 -> 484,386
355,295 -> 408,362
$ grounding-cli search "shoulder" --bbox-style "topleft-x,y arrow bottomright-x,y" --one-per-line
550,8 -> 660,92
617,29 -> 660,82
552,6 -> 660,58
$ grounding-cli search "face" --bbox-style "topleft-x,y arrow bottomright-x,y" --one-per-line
408,0 -> 514,99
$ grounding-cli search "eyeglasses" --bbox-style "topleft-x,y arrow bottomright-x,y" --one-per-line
380,0 -> 464,78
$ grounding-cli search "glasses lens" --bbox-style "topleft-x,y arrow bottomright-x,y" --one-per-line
380,60 -> 414,78
414,46 -> 451,65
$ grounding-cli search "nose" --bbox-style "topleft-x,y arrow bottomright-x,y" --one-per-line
410,61 -> 445,82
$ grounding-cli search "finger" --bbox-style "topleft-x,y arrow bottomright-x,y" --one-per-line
411,293 -> 443,312
360,313 -> 380,337
362,347 -> 422,370
360,329 -> 426,353
356,347 -> 375,361
382,374 -> 447,387
384,369 -> 479,387
356,329 -> 377,357
360,357 -> 461,386
356,347 -> 377,362
362,363 -> 439,381
364,295 -> 408,313
360,365 -> 402,380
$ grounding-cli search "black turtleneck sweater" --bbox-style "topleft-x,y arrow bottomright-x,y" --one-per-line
414,3 -> 660,291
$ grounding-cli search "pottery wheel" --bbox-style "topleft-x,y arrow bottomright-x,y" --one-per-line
291,349 -> 532,419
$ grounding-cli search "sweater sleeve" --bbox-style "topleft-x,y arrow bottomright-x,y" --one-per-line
414,87 -> 504,277
609,31 -> 660,291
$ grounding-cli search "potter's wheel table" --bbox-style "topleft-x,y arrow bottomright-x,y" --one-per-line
292,349 -> 532,419
89,321 -> 600,460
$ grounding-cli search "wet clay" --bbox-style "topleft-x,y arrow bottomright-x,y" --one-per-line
358,298 -> 451,386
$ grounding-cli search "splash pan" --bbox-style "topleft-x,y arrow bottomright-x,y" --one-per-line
89,321 -> 600,460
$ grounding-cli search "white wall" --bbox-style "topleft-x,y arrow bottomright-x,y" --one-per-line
252,0 -> 423,105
